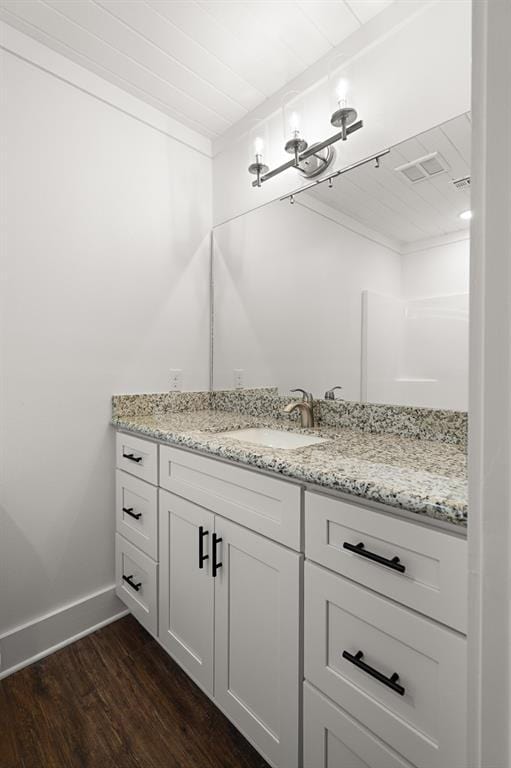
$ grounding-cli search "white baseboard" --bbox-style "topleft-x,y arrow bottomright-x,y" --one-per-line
0,585 -> 128,680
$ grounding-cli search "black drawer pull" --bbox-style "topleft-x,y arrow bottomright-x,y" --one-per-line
199,526 -> 209,569
123,453 -> 143,463
343,541 -> 405,573
123,507 -> 142,520
343,650 -> 405,696
212,533 -> 222,578
122,574 -> 142,592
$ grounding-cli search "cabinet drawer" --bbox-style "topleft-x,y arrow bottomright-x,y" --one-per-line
305,562 -> 466,768
115,534 -> 158,636
116,432 -> 158,485
305,491 -> 467,632
159,445 -> 302,549
116,470 -> 158,559
304,682 -> 415,768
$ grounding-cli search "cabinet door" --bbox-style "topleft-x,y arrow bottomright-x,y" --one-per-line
214,517 -> 301,768
159,489 -> 214,696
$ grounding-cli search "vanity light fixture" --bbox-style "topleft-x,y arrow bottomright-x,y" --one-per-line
459,210 -> 473,220
248,81 -> 363,188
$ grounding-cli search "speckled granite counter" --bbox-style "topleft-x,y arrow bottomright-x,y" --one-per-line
112,403 -> 467,529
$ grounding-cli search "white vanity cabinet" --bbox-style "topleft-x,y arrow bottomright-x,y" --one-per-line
158,489 -> 301,768
116,433 -> 302,768
115,430 -> 468,768
303,490 -> 468,768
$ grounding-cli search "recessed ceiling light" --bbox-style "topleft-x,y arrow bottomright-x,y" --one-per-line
459,210 -> 473,220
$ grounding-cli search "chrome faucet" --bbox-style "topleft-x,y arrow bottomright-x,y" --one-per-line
324,385 -> 343,400
283,388 -> 315,428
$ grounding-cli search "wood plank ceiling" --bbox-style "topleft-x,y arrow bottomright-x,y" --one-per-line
307,112 -> 472,245
0,0 -> 394,139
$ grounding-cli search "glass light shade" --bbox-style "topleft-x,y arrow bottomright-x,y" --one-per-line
281,91 -> 309,157
247,120 -> 270,165
247,120 -> 270,185
334,77 -> 350,109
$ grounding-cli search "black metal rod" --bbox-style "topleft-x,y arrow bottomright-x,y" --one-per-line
252,120 -> 364,187
212,533 -> 222,577
343,541 -> 406,573
123,507 -> 142,520
342,650 -> 405,696
122,453 -> 142,463
122,574 -> 142,592
199,525 -> 209,569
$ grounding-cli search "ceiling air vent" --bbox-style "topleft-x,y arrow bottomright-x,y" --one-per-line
452,176 -> 471,191
395,152 -> 449,183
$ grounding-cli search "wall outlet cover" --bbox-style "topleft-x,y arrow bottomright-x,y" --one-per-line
233,369 -> 244,389
170,369 -> 183,391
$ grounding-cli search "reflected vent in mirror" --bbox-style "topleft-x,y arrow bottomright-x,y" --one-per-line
395,152 -> 449,183
452,175 -> 471,191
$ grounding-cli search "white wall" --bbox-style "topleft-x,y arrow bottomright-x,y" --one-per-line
213,199 -> 402,400
0,44 -> 212,641
402,238 -> 470,299
468,0 -> 511,764
212,0 -> 472,225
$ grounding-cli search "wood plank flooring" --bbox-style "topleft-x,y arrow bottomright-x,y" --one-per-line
0,615 -> 270,768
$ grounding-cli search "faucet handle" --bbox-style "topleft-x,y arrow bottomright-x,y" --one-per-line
290,388 -> 313,402
325,386 -> 343,400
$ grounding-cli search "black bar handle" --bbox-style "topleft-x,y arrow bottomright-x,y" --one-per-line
123,507 -> 142,520
122,574 -> 142,592
343,541 -> 406,573
123,453 -> 143,463
342,650 -> 405,696
199,526 -> 209,569
212,533 -> 222,577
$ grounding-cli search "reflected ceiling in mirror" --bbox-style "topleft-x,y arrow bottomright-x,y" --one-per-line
212,113 -> 470,412
302,112 -> 471,247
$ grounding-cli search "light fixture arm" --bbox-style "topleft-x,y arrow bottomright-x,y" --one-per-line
251,119 -> 363,188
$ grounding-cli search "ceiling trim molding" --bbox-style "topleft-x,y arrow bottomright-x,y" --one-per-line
297,194 -> 402,254
400,229 -> 470,255
0,20 -> 212,158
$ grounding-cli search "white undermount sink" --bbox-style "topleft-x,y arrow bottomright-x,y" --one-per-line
217,427 -> 328,450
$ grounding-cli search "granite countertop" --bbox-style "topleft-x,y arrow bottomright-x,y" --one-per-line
112,408 -> 467,528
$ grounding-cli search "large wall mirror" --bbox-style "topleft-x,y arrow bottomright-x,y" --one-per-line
212,113 -> 470,412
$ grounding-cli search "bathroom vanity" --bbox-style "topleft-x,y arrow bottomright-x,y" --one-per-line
112,393 -> 467,768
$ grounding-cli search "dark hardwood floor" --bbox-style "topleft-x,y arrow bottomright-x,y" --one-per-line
0,615 -> 270,768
